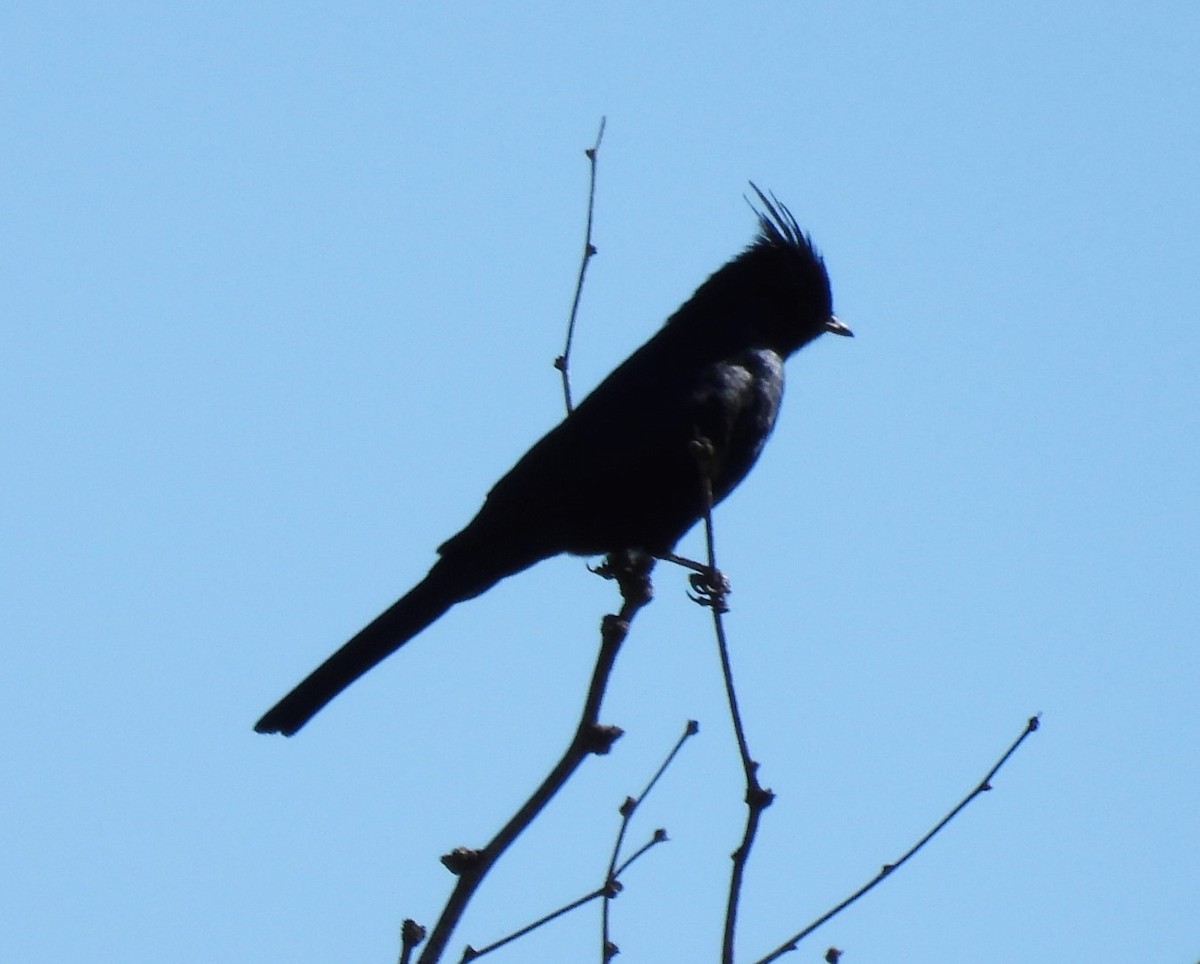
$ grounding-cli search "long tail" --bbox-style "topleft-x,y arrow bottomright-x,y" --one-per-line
255,558 -> 478,736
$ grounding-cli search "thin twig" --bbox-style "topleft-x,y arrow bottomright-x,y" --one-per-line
634,720 -> 699,815
751,715 -> 1042,963
556,116 -> 606,414
687,436 -> 772,964
709,580 -> 752,784
414,551 -> 654,964
463,884 -> 607,961
601,721 -> 699,955
615,828 -> 670,878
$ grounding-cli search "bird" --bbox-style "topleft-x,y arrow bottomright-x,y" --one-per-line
255,186 -> 851,736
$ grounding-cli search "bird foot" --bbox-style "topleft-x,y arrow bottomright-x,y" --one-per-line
687,567 -> 731,613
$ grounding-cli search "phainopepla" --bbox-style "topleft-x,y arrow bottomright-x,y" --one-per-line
255,186 -> 851,736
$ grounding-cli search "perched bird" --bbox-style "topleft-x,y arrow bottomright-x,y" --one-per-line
255,186 -> 850,736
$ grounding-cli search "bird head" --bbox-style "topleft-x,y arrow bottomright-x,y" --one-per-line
740,184 -> 852,354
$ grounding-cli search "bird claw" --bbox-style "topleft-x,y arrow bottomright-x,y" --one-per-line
687,568 -> 730,613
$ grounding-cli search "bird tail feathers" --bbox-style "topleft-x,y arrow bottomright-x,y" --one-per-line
254,562 -> 463,736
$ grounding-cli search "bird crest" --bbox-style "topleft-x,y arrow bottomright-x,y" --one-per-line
746,182 -> 817,257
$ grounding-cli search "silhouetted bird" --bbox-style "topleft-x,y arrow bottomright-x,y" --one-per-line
255,186 -> 851,736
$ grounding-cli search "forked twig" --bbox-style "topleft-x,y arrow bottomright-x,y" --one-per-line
460,719 -> 694,961
601,720 -> 699,957
461,826 -> 668,963
414,551 -> 654,964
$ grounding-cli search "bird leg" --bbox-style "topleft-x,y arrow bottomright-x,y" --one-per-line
684,434 -> 731,612
656,551 -> 709,574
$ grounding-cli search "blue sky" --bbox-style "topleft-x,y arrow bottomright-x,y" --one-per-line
3,3 -> 1197,961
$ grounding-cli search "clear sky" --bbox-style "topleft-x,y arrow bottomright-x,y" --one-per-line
4,3 -> 1197,962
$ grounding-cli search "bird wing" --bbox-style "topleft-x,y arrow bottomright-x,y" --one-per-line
439,331 -> 783,561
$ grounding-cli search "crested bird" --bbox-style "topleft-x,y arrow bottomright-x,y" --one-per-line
255,186 -> 851,736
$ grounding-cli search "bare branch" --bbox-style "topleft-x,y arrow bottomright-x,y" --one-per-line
462,883 -> 610,961
751,715 -> 1042,963
601,721 -> 699,953
414,550 -> 654,964
687,433 -> 771,963
555,116 -> 607,413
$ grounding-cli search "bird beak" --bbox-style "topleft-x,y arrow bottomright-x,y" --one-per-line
824,316 -> 853,337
